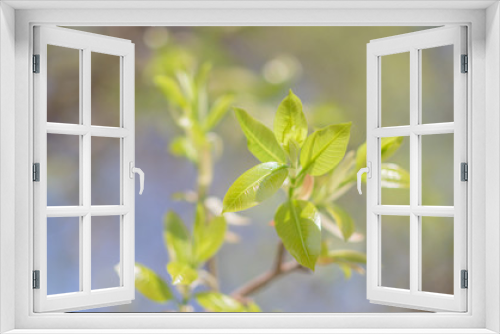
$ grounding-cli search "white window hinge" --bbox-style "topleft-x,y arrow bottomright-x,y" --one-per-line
33,270 -> 40,289
461,54 -> 468,73
461,162 -> 468,182
33,163 -> 40,182
33,54 -> 40,73
461,270 -> 468,289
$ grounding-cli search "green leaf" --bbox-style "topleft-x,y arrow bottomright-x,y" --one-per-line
169,136 -> 198,163
246,301 -> 262,312
204,95 -> 234,130
195,291 -> 247,312
380,163 -> 410,188
234,108 -> 286,164
134,263 -> 173,303
300,123 -> 352,176
356,136 -> 404,170
193,214 -> 227,263
318,249 -> 366,265
154,75 -> 189,110
273,90 -> 308,152
195,62 -> 212,89
274,200 -> 321,271
324,204 -> 355,241
222,162 -> 288,213
163,211 -> 191,265
167,261 -> 198,286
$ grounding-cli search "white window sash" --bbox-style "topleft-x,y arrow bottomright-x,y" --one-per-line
366,26 -> 467,312
32,26 -> 136,313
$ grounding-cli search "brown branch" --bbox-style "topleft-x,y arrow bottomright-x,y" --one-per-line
231,243 -> 308,300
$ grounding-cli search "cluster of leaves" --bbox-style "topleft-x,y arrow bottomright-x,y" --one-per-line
132,57 -> 410,311
132,61 -> 262,312
223,90 -> 409,273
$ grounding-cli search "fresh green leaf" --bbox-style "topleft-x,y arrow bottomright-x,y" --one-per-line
273,90 -> 308,152
204,95 -> 234,130
246,301 -> 262,312
318,249 -> 366,265
274,200 -> 321,271
134,263 -> 173,303
356,136 -> 404,170
169,136 -> 198,163
300,123 -> 352,176
222,162 -> 288,213
154,75 -> 189,110
195,291 -> 247,312
167,261 -> 198,286
195,62 -> 212,89
193,215 -> 227,263
380,163 -> 410,188
163,211 -> 191,265
323,204 -> 355,241
234,108 -> 286,164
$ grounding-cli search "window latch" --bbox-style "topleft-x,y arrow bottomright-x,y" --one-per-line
357,162 -> 372,195
129,162 -> 144,195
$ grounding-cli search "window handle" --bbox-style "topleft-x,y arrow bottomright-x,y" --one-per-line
357,162 -> 371,195
129,162 -> 144,195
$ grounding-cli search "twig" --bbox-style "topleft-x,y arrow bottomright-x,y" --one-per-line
231,243 -> 308,300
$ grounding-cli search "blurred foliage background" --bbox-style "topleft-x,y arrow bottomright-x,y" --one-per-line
46,26 -> 454,312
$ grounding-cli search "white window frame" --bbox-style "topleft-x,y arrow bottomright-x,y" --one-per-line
33,26 -> 136,312
0,1 -> 499,333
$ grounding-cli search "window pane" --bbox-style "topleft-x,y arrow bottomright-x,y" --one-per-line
421,45 -> 454,124
421,217 -> 454,295
91,216 -> 121,290
91,137 -> 121,205
381,52 -> 410,127
92,52 -> 120,127
47,45 -> 80,124
47,134 -> 79,206
381,215 -> 410,290
381,136 -> 410,205
421,134 -> 454,206
47,217 -> 80,294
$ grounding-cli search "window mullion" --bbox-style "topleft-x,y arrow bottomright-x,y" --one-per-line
409,47 -> 420,294
81,47 -> 92,294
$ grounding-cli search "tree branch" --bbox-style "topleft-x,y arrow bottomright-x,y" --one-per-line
231,242 -> 308,300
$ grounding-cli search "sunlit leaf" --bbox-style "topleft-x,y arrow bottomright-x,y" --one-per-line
274,200 -> 321,271
204,196 -> 250,225
222,162 -> 288,213
318,249 -> 366,265
323,204 -> 355,241
234,108 -> 286,164
154,75 -> 189,110
355,136 -> 404,171
195,62 -> 212,89
246,301 -> 262,312
134,263 -> 173,303
300,123 -> 351,176
204,94 -> 234,130
167,261 -> 198,286
169,136 -> 198,163
163,211 -> 191,265
195,291 -> 247,312
380,163 -> 410,188
273,90 -> 308,152
193,215 -> 227,263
